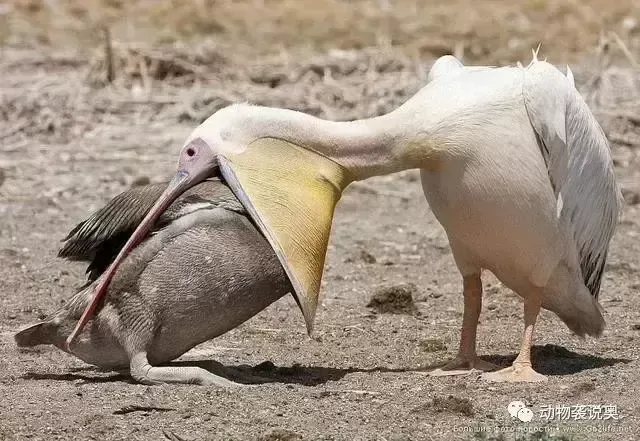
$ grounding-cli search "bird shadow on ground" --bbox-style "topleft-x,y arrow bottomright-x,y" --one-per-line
19,361 -> 425,386
173,359 -> 426,386
21,370 -> 130,383
21,344 -> 625,385
480,344 -> 631,376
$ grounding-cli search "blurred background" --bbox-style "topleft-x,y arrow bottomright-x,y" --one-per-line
2,0 -> 640,139
3,0 -> 640,62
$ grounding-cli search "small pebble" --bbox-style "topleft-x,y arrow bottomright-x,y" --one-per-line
360,249 -> 376,264
367,283 -> 418,315
419,338 -> 446,352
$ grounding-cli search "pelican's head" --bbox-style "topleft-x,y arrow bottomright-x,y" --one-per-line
150,106 -> 252,210
173,137 -> 221,194
111,105 -> 351,335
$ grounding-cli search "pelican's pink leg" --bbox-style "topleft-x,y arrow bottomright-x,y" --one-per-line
430,274 -> 497,376
482,289 -> 548,382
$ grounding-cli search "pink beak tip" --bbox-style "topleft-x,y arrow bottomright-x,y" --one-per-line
63,336 -> 74,353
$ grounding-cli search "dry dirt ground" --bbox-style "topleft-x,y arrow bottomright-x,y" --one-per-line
1,1 -> 640,440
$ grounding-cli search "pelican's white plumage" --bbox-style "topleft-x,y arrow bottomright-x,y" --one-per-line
528,64 -> 620,297
411,55 -> 621,381
163,54 -> 623,382
424,55 -> 620,308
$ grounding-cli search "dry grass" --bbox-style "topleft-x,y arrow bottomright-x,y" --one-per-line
1,0 -> 639,190
0,46 -> 427,145
2,0 -> 639,64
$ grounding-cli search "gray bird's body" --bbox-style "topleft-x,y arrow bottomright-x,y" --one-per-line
15,180 -> 291,386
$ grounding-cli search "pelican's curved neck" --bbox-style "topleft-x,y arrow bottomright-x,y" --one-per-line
215,104 -> 441,181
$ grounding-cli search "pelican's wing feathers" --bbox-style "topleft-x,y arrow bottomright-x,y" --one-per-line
522,59 -> 622,298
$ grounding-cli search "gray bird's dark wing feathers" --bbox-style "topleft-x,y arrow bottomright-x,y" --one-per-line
58,183 -> 167,261
58,179 -> 245,282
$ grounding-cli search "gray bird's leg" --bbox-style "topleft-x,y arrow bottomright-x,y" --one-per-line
111,296 -> 239,387
129,352 -> 240,387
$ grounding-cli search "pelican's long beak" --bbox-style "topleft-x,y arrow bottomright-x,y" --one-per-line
66,136 -> 350,351
218,137 -> 352,334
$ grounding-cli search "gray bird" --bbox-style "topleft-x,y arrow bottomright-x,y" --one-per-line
15,179 -> 292,386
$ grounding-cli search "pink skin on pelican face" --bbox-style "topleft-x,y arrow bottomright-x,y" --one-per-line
64,138 -> 220,352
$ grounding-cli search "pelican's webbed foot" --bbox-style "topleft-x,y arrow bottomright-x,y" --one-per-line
481,362 -> 547,383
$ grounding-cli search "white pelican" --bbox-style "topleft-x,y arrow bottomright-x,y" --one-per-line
66,53 -> 621,382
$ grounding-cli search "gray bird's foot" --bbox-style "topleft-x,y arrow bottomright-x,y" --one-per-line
196,370 -> 243,387
130,353 -> 242,387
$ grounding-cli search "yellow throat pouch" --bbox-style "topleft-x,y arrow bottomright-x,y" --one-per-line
219,137 -> 352,334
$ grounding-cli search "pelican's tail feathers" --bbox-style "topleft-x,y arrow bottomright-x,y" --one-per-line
542,264 -> 605,338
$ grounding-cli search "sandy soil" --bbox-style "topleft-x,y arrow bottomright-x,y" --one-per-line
1,1 -> 640,440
